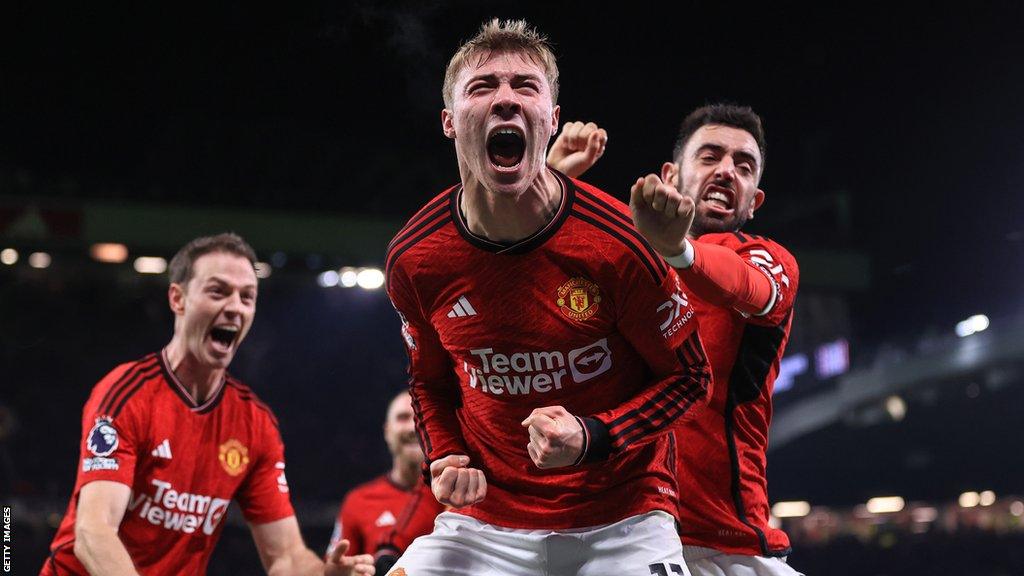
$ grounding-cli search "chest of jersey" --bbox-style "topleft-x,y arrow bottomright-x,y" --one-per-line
420,235 -> 649,411
123,396 -> 260,537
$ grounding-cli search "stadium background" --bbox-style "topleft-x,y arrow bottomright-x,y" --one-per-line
3,2 -> 1023,574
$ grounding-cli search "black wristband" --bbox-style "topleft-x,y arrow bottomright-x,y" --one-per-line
578,416 -> 612,463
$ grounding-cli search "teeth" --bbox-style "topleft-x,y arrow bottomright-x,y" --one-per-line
492,128 -> 522,138
706,191 -> 730,204
215,326 -> 239,333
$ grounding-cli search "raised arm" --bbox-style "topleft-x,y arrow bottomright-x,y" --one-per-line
629,173 -> 775,316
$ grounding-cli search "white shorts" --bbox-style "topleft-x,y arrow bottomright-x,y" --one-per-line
682,545 -> 805,576
387,510 -> 690,576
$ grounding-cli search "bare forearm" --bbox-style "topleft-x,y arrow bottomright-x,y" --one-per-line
266,547 -> 325,576
74,523 -> 139,576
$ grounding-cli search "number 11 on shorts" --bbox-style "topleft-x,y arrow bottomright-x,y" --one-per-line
649,563 -> 685,576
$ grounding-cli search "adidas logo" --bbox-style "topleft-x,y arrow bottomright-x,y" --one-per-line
375,510 -> 397,527
151,439 -> 173,459
446,295 -> 477,318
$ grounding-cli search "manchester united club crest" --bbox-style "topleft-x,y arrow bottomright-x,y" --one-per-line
556,277 -> 602,322
218,439 -> 250,476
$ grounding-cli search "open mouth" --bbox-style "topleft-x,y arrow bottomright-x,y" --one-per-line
703,185 -> 735,213
209,325 -> 239,351
487,128 -> 525,169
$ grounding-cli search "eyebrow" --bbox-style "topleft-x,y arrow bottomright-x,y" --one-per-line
695,143 -> 761,170
466,72 -> 543,84
204,276 -> 257,292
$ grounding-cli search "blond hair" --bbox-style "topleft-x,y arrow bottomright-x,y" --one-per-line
442,18 -> 559,109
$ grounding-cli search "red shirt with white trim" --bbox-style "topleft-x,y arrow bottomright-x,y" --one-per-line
674,232 -> 800,556
385,171 -> 711,530
41,351 -> 294,576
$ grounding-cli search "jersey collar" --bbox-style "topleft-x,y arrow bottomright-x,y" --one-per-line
159,348 -> 227,414
450,168 -> 576,255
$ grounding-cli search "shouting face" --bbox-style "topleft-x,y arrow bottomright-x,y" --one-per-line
663,124 -> 765,236
442,50 -> 560,197
169,251 -> 257,370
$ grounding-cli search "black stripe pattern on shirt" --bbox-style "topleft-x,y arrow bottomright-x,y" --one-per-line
386,194 -> 450,256
574,188 -> 668,278
96,354 -> 158,415
569,209 -> 664,285
226,378 -> 279,427
385,205 -> 452,288
604,330 -> 710,450
98,356 -> 162,419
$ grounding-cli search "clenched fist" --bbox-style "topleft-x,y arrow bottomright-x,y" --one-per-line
521,405 -> 585,469
546,121 -> 607,178
629,174 -> 695,259
429,454 -> 487,508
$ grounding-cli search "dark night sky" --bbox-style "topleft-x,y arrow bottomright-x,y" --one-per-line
4,2 -> 1024,341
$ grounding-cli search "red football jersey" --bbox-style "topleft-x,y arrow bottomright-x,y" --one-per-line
385,171 -> 711,530
327,475 -> 442,556
42,351 -> 294,576
674,232 -> 800,556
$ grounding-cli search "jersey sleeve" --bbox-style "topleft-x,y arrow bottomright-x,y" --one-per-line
76,365 -> 145,488
386,262 -> 469,478
681,241 -> 774,316
235,416 -> 295,525
697,233 -> 800,327
583,263 -> 712,459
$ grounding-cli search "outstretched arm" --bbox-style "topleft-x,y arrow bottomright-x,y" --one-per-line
251,516 -> 375,576
630,174 -> 774,316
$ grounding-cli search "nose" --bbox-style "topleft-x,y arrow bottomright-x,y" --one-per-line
490,81 -> 521,119
714,156 -> 736,182
222,292 -> 244,317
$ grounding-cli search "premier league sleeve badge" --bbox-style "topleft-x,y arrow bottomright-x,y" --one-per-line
83,417 -> 122,472
87,417 -> 119,456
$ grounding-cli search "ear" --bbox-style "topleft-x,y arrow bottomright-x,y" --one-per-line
661,161 -> 679,187
550,104 -> 560,137
168,283 -> 186,316
749,188 -> 766,219
441,109 -> 456,139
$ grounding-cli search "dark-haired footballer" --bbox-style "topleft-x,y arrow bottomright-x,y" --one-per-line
551,104 -> 803,576
42,234 -> 374,576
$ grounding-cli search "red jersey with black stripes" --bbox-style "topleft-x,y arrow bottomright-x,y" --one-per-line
674,232 -> 800,556
42,351 -> 294,576
385,170 -> 711,530
326,475 -> 443,556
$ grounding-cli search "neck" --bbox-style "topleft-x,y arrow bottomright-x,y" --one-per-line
460,168 -> 562,243
389,458 -> 420,490
164,338 -> 223,404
